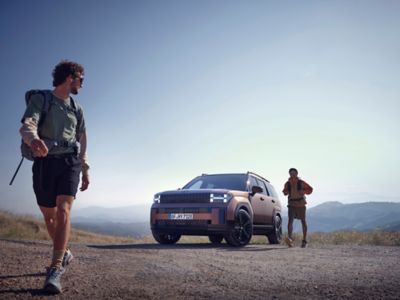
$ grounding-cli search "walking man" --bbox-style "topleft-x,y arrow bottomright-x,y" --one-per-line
20,60 -> 89,293
282,168 -> 313,248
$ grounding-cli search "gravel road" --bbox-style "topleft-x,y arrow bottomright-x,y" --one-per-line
1,238 -> 399,299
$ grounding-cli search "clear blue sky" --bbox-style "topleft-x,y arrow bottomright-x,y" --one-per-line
1,0 -> 399,214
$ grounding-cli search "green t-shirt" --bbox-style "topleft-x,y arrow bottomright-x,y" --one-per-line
22,92 -> 86,155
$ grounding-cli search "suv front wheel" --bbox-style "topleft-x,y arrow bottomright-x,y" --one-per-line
224,209 -> 253,247
152,231 -> 181,244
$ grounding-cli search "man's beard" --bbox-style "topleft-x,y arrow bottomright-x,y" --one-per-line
71,87 -> 78,95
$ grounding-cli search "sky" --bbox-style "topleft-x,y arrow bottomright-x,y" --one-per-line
1,0 -> 399,215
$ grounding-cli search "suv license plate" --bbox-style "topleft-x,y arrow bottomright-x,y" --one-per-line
169,213 -> 193,220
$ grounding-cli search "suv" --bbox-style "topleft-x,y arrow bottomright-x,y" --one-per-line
150,172 -> 282,247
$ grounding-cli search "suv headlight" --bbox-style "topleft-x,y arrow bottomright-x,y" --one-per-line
153,194 -> 161,203
210,193 -> 232,203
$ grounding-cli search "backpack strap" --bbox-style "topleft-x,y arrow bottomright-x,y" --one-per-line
297,180 -> 304,191
37,90 -> 53,128
69,96 -> 83,140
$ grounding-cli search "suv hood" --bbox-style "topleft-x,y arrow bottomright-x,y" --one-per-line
159,189 -> 232,195
155,189 -> 249,204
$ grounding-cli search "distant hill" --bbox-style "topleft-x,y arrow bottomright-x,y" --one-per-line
2,209 -> 399,246
72,204 -> 151,223
286,201 -> 400,232
72,221 -> 150,238
71,201 -> 400,237
0,211 -> 139,244
71,204 -> 152,237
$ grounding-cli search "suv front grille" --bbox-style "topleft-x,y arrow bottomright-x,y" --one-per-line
157,220 -> 210,226
160,193 -> 210,204
157,208 -> 211,214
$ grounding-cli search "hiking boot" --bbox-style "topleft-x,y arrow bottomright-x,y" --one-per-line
301,240 -> 308,248
62,248 -> 74,268
285,236 -> 294,248
43,267 -> 65,294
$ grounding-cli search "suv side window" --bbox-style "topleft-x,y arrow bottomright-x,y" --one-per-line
266,182 -> 278,198
248,176 -> 259,192
256,178 -> 270,196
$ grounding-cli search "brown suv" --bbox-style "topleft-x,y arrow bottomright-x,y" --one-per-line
150,172 -> 282,247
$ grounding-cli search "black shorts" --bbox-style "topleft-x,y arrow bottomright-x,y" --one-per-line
32,154 -> 82,208
288,206 -> 306,221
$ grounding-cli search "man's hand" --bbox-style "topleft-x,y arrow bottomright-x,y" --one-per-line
80,174 -> 90,191
30,139 -> 49,157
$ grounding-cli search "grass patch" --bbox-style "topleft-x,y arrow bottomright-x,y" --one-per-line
0,211 -> 138,244
307,230 -> 400,246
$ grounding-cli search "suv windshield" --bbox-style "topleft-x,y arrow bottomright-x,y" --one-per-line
182,174 -> 248,191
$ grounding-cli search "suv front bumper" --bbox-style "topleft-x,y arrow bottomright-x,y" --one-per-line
150,203 -> 230,235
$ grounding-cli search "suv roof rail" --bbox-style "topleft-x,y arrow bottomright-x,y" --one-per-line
201,173 -> 208,176
247,171 -> 270,183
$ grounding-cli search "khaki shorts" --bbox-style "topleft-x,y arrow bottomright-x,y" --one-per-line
288,206 -> 306,221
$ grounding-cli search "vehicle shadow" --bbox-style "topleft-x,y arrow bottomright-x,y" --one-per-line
87,243 -> 288,252
87,243 -> 228,250
221,245 -> 288,252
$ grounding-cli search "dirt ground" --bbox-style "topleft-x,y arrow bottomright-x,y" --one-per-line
1,238 -> 399,299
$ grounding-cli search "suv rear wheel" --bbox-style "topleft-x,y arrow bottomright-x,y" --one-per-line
208,235 -> 224,244
267,215 -> 282,244
225,209 -> 253,247
152,231 -> 181,244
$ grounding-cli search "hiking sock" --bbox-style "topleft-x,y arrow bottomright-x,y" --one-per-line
51,249 -> 65,269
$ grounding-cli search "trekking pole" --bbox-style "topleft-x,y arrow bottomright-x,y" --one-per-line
9,157 -> 24,186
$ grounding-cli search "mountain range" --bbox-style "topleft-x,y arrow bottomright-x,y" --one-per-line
71,204 -> 151,237
71,201 -> 400,237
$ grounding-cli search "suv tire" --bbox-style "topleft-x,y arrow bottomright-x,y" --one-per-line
267,214 -> 282,244
208,235 -> 224,244
152,231 -> 181,244
224,209 -> 253,247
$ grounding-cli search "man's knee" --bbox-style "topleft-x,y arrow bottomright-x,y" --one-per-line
56,195 -> 74,221
40,206 -> 57,224
56,205 -> 70,218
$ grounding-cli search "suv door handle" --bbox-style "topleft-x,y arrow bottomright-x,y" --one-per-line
260,197 -> 265,201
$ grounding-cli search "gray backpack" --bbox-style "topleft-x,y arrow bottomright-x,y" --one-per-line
10,90 -> 82,185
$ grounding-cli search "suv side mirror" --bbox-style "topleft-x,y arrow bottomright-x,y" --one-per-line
251,185 -> 263,195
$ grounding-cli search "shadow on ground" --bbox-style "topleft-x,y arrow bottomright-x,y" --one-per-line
87,243 -> 287,252
0,288 -> 51,297
0,272 -> 50,297
0,272 -> 46,280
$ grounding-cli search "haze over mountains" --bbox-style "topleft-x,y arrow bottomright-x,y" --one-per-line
70,201 -> 400,237
71,204 -> 151,238
286,201 -> 400,233
72,204 -> 150,223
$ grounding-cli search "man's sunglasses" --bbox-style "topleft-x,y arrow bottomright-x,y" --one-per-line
73,75 -> 84,85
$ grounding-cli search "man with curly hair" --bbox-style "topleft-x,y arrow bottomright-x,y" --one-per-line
20,60 -> 90,294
